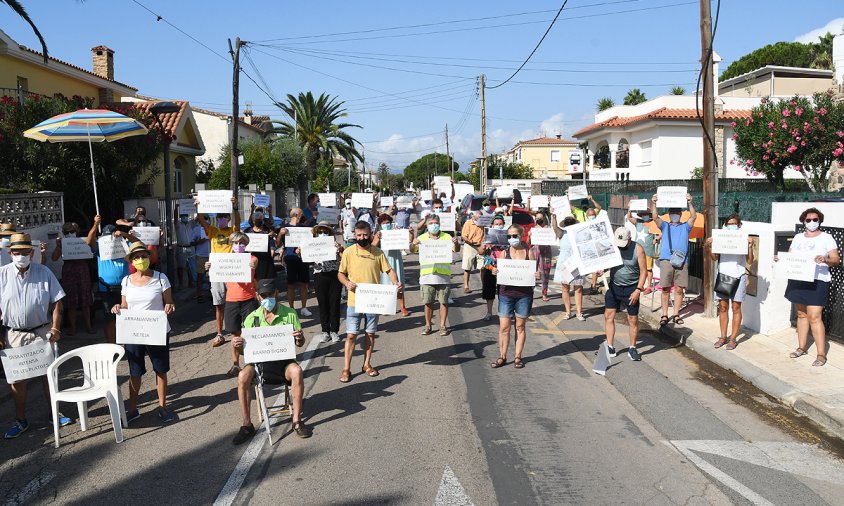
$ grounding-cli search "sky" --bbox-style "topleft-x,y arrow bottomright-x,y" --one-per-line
2,1 -> 843,173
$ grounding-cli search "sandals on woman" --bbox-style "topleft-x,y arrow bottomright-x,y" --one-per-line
513,357 -> 524,369
725,340 -> 737,351
789,348 -> 807,359
490,357 -> 506,368
714,338 -> 728,348
362,365 -> 380,377
339,369 -> 351,383
812,355 -> 827,367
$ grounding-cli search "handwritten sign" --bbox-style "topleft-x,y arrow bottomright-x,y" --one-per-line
419,240 -> 452,264
116,309 -> 168,346
441,197 -> 452,209
496,259 -> 536,287
419,190 -> 433,202
551,196 -> 571,217
629,199 -> 649,211
253,194 -> 271,208
504,216 -> 513,228
209,252 -> 251,282
242,324 -> 296,363
301,236 -> 337,263
353,283 -> 397,315
588,169 -> 615,181
711,229 -> 748,255
567,185 -> 588,201
439,213 -> 456,232
379,229 -> 410,251
61,237 -> 93,260
530,227 -> 557,246
318,193 -> 336,207
496,186 -> 514,198
380,196 -> 394,208
177,198 -> 197,216
98,236 -> 128,261
245,233 -> 270,253
131,226 -> 161,246
476,214 -> 493,227
779,252 -> 815,282
656,186 -> 687,208
351,193 -> 374,209
396,196 -> 414,209
197,190 -> 233,214
0,340 -> 56,383
530,195 -> 550,210
318,207 -> 340,224
283,227 -> 313,248
433,176 -> 451,189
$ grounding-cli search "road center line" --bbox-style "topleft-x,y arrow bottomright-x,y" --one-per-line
213,335 -> 323,506
4,471 -> 56,506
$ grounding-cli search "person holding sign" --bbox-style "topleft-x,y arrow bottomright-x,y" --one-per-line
51,221 -> 96,336
704,215 -> 754,350
175,213 -> 196,290
531,211 -> 554,301
651,193 -> 696,326
244,206 -> 277,281
413,215 -> 458,335
277,208 -> 313,317
92,216 -> 140,344
416,198 -> 445,235
372,214 -> 410,317
311,221 -> 345,343
626,209 -> 657,295
460,210 -> 485,294
478,216 -> 508,320
302,193 -> 320,227
191,218 -> 211,303
111,241 -> 176,424
551,216 -> 586,320
0,233 -> 73,439
571,195 -> 603,223
777,208 -> 840,367
231,279 -> 311,444
600,227 -> 647,362
337,221 -> 401,383
489,224 -> 538,370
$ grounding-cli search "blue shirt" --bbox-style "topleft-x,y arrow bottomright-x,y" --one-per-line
97,257 -> 130,292
659,221 -> 693,260
395,208 -> 412,229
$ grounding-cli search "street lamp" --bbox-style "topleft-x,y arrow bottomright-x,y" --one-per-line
149,101 -> 180,284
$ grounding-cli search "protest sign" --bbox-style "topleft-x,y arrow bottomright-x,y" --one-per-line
209,252 -> 251,282
441,197 -> 452,209
353,283 -> 398,315
379,229 -> 410,251
454,183 -> 474,203
592,342 -> 613,376
283,227 -> 314,248
419,190 -> 433,202
551,196 -> 571,217
318,193 -> 336,207
566,214 -> 622,275
301,236 -> 337,262
433,176 -> 451,189
351,193 -> 374,209
530,227 -> 557,246
628,199 -> 649,211
396,196 -> 414,209
711,229 -> 749,255
253,194 -> 271,207
197,190 -> 233,213
116,310 -> 168,346
419,240 -> 452,264
503,216 -> 513,228
656,186 -> 687,208
438,213 -> 456,232
380,196 -> 394,208
243,324 -> 296,363
496,186 -> 514,198
530,195 -> 549,210
0,340 -> 56,383
318,207 -> 340,224
177,198 -> 197,216
476,214 -> 493,227
245,233 -> 270,253
61,237 -> 93,260
567,184 -> 588,201
131,226 -> 161,246
496,259 -> 536,287
484,228 -> 507,245
779,252 -> 815,282
588,169 -> 614,181
97,236 -> 128,261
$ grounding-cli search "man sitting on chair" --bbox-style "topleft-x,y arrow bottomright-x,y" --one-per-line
231,279 -> 312,445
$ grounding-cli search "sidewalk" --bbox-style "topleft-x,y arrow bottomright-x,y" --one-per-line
639,299 -> 844,441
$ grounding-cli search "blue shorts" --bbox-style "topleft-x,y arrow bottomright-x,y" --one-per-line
605,283 -> 640,316
498,294 -> 533,319
125,343 -> 170,377
345,305 -> 379,334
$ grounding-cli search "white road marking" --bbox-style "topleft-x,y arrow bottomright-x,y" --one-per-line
434,466 -> 474,506
213,336 -> 323,506
4,471 -> 56,506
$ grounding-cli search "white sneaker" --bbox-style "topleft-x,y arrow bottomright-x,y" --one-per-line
330,332 -> 341,343
300,308 -> 313,317
447,297 -> 454,304
318,332 -> 331,343
576,314 -> 586,321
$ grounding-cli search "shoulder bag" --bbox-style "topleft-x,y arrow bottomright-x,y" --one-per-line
666,225 -> 687,269
714,269 -> 741,299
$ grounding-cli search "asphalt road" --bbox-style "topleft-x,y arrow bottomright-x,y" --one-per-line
2,252 -> 844,505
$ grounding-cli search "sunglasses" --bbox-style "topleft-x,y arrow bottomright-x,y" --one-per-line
805,218 -> 819,223
507,234 -> 520,239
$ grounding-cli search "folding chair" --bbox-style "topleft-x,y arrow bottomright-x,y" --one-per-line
253,363 -> 292,445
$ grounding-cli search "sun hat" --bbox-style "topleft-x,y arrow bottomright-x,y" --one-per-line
125,241 -> 150,261
8,232 -> 33,251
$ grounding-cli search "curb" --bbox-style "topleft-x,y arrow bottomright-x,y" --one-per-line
640,312 -> 844,442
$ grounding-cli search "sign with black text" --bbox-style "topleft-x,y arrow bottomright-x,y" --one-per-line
353,283 -> 398,315
243,324 -> 296,363
0,340 -> 56,383
209,252 -> 251,282
116,310 -> 168,346
61,237 -> 93,260
197,190 -> 233,213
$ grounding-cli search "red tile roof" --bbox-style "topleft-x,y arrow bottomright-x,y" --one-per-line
18,44 -> 137,91
189,106 -> 269,133
116,100 -> 188,137
573,107 -> 753,137
517,137 -> 578,146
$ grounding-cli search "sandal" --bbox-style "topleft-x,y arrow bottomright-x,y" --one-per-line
725,340 -> 737,351
659,315 -> 669,326
439,327 -> 450,336
339,369 -> 351,383
542,295 -> 549,302
562,312 -> 571,320
812,355 -> 827,367
490,357 -> 507,368
401,308 -> 410,317
211,334 -> 226,348
421,327 -> 435,335
362,365 -> 379,377
292,420 -> 312,438
513,357 -> 524,369
672,315 -> 684,325
714,338 -> 728,349
789,348 -> 807,359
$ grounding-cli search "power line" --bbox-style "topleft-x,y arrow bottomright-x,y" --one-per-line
129,0 -> 229,63
361,130 -> 447,143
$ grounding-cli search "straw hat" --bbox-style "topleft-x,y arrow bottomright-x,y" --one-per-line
8,233 -> 33,251
0,223 -> 16,237
125,241 -> 150,261
313,221 -> 334,236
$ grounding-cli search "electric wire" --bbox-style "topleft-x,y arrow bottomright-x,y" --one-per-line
695,0 -> 721,177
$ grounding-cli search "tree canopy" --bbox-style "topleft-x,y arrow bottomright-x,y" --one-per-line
208,138 -> 305,192
623,88 -> 647,106
402,153 -> 459,187
719,33 -> 835,82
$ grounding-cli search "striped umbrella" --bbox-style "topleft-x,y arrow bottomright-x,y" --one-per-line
24,108 -> 149,215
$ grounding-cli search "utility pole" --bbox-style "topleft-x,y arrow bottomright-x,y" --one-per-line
479,74 -> 487,192
445,123 -> 453,180
700,0 -> 717,317
229,37 -> 242,200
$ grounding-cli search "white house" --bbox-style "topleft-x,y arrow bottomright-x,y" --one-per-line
191,107 -> 270,166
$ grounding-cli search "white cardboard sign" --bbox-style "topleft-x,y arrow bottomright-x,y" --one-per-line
301,236 -> 337,263
245,233 -> 270,253
61,237 -> 93,260
209,252 -> 251,282
530,227 -> 557,246
530,195 -> 550,210
567,185 -> 588,201
503,216 -> 513,228
433,176 -> 451,189
419,240 -> 452,264
588,169 -> 614,181
0,340 -> 56,383
116,310 -> 168,346
438,213 -> 456,232
197,190 -> 233,214
318,193 -> 336,207
592,342 -> 613,376
711,229 -> 748,255
253,194 -> 271,208
419,190 -> 433,202
629,199 -> 649,211
351,193 -> 374,209
779,252 -> 816,282
656,186 -> 687,208
551,196 -> 571,217
283,227 -> 313,248
353,283 -> 397,315
98,236 -> 128,261
177,198 -> 197,216
496,186 -> 514,199
131,227 -> 161,246
242,324 -> 296,363
379,229 -> 410,251
567,214 -> 623,275
318,207 -> 341,224
396,196 -> 414,209
379,196 -> 394,208
496,259 -> 536,287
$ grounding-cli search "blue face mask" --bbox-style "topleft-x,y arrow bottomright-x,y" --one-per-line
508,237 -> 520,247
381,223 -> 393,230
428,224 -> 440,234
260,297 -> 276,311
725,224 -> 739,231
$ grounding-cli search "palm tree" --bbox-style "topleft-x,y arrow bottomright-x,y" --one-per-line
623,88 -> 647,105
670,86 -> 686,95
596,97 -> 615,112
270,91 -> 362,202
2,1 -> 48,63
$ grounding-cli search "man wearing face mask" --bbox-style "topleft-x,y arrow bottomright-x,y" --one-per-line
0,233 -> 73,439
175,213 -> 196,290
413,215 -> 459,336
600,227 -> 648,362
341,199 -> 357,246
651,193 -> 696,326
302,193 -> 320,227
416,198 -> 445,235
571,196 -> 602,223
460,210 -> 485,293
117,206 -> 157,229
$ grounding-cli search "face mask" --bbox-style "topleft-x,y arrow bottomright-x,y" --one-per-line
508,238 -> 520,247
587,216 -> 596,221
381,223 -> 393,230
725,224 -> 739,231
132,257 -> 150,272
483,206 -> 491,213
494,225 -> 505,230
434,208 -> 443,214
346,203 -> 352,209
315,203 -> 321,210
217,218 -> 229,228
180,217 -> 189,223
12,253 -> 31,269
669,214 -> 681,223
232,244 -> 247,253
318,233 -> 330,238
805,221 -> 820,232
641,216 -> 652,223
64,232 -> 76,238
536,219 -> 546,226
357,237 -> 371,247
428,224 -> 440,234
260,297 -> 276,312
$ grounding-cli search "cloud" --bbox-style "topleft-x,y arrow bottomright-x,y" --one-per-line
794,18 -> 844,44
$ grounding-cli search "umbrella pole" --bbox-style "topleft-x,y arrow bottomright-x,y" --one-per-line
87,126 -> 101,232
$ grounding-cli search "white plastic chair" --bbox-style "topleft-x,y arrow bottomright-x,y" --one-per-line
47,344 -> 127,448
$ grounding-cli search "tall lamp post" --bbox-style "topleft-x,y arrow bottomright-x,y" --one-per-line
149,101 -> 181,284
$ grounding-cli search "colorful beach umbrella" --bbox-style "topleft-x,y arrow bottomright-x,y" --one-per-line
23,109 -> 149,215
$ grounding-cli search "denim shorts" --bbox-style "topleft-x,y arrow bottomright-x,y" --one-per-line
125,343 -> 170,377
498,294 -> 533,319
345,305 -> 379,334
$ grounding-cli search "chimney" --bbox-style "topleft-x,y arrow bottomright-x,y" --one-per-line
555,134 -> 562,139
243,103 -> 253,125
712,50 -> 722,99
91,45 -> 115,104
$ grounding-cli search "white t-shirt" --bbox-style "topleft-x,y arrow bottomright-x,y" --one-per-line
789,232 -> 838,282
718,253 -> 746,278
122,271 -> 172,331
342,208 -> 357,241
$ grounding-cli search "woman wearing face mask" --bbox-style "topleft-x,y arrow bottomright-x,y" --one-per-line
372,214 -> 411,317
51,222 -> 96,335
531,212 -> 553,301
245,206 -> 277,281
479,216 -> 507,320
551,216 -> 586,320
490,224 -> 538,369
111,242 -> 176,424
310,221 -> 344,343
777,208 -> 840,367
705,214 -> 753,351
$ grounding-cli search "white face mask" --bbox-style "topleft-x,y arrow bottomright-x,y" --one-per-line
318,233 -> 330,238
669,214 -> 681,223
725,224 -> 739,231
64,232 -> 76,238
12,253 -> 31,269
805,220 -> 820,232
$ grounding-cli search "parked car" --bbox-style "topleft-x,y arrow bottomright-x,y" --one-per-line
509,207 -> 536,243
486,188 -> 524,211
457,194 -> 488,225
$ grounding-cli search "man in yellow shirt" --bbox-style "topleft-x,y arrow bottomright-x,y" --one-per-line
337,221 -> 401,383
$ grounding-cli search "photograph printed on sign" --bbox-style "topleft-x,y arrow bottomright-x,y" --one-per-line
567,214 -> 622,274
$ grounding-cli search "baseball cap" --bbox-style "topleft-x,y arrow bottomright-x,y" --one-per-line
256,279 -> 277,296
613,227 -> 632,247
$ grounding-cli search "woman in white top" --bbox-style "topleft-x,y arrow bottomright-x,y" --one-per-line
705,214 -> 754,350
111,242 -> 177,423
780,208 -> 840,367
